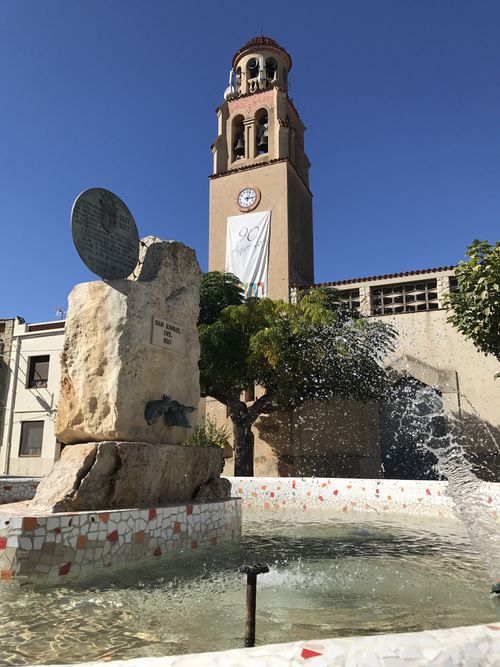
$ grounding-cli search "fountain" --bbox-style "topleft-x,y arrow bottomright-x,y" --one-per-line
1,418 -> 499,664
0,190 -> 499,664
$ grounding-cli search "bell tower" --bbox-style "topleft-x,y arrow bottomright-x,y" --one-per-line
208,36 -> 314,300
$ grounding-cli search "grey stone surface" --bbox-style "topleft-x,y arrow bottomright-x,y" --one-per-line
56,237 -> 201,445
31,441 -> 224,512
194,476 -> 232,500
71,188 -> 139,280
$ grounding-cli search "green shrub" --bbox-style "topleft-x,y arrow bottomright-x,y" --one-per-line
185,417 -> 229,449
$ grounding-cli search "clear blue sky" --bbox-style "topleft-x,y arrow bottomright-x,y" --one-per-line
1,0 -> 499,322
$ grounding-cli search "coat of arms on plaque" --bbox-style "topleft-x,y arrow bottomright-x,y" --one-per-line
99,191 -> 118,233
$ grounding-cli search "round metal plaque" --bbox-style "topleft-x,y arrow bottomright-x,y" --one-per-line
71,188 -> 140,280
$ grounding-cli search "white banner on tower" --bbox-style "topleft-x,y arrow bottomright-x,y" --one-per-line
225,210 -> 271,298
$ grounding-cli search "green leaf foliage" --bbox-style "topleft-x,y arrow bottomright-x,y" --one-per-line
185,417 -> 229,449
198,273 -> 397,413
198,271 -> 244,325
445,240 -> 500,363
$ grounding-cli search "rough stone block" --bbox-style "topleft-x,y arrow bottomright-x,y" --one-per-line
30,442 -> 224,512
56,237 -> 200,445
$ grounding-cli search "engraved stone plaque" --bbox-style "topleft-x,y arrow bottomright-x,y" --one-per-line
151,316 -> 183,353
71,188 -> 139,280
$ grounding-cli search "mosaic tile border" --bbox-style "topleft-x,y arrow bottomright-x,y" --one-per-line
0,498 -> 241,582
0,477 -> 40,504
36,622 -> 500,666
226,476 -> 500,520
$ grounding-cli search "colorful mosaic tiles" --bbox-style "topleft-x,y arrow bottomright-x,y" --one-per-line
227,476 -> 500,520
0,498 -> 241,582
0,477 -> 39,504
38,622 -> 500,666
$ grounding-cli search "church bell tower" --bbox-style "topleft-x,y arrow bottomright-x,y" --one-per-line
208,36 -> 314,300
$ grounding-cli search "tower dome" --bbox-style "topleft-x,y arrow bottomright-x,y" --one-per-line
231,36 -> 292,97
231,36 -> 292,71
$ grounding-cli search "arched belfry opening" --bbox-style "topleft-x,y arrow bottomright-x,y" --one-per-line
255,108 -> 268,155
232,115 -> 245,161
266,57 -> 278,82
247,57 -> 260,93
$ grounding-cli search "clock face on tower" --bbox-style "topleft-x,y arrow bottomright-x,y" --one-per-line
237,187 -> 261,212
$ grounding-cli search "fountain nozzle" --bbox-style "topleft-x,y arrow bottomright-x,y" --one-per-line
238,562 -> 269,647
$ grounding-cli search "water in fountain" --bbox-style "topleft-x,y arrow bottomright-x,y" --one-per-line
0,512 -> 494,664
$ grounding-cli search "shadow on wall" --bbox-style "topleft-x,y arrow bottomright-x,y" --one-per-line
251,379 -> 500,482
256,398 -> 381,478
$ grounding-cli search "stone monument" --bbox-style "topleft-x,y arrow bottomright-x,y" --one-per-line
31,189 -> 226,512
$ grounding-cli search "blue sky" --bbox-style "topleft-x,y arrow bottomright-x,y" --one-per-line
1,0 -> 499,322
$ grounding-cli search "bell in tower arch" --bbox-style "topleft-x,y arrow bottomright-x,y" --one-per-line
257,115 -> 268,154
234,133 -> 245,158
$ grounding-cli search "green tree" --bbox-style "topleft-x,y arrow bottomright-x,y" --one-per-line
446,240 -> 500,365
198,272 -> 396,476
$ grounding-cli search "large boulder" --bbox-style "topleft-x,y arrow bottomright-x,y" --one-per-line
30,442 -> 224,512
56,237 -> 201,446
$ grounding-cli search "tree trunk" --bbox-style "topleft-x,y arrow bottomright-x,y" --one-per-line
229,393 -> 276,477
233,419 -> 254,477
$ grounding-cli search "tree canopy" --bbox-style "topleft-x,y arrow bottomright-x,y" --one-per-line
198,272 -> 396,475
446,240 -> 500,364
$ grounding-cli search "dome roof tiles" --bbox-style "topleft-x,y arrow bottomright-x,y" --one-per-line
232,36 -> 292,70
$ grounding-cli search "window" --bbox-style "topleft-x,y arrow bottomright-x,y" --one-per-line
338,289 -> 360,311
27,355 -> 50,388
449,277 -> 459,293
371,280 -> 439,315
19,421 -> 43,456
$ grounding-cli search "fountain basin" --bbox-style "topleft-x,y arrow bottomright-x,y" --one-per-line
0,477 -> 40,504
1,477 -> 499,666
228,475 -> 500,519
35,623 -> 500,666
0,498 -> 241,581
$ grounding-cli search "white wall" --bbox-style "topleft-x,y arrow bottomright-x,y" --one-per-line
0,321 -> 64,476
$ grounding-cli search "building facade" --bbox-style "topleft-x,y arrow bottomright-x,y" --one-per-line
207,37 -> 500,481
0,319 -> 64,476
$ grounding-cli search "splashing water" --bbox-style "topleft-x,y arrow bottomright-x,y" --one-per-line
383,379 -> 500,587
